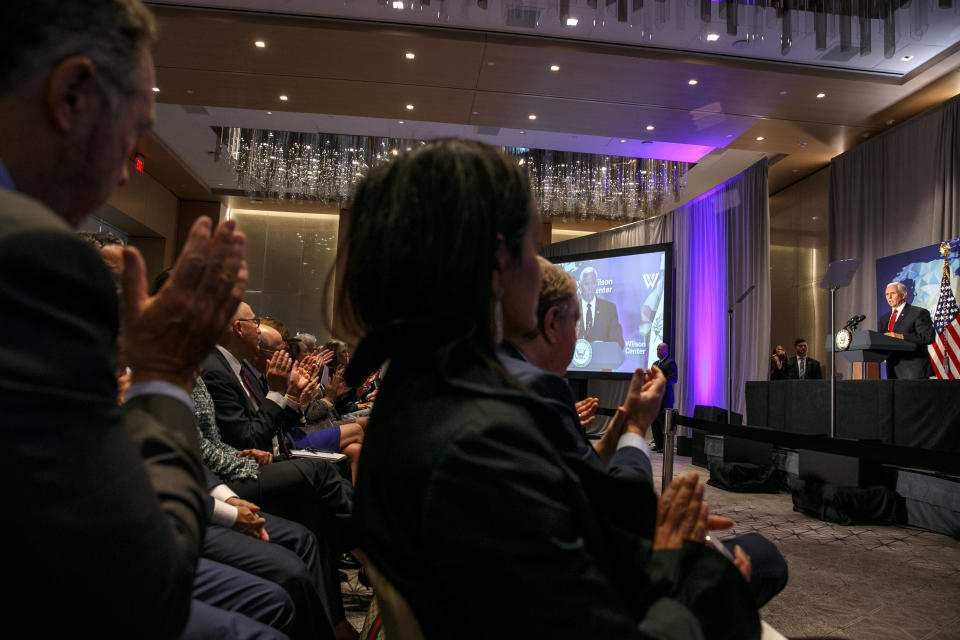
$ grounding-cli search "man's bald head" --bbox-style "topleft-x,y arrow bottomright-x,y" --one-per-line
253,324 -> 283,375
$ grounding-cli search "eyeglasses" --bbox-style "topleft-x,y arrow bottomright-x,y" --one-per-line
237,317 -> 260,327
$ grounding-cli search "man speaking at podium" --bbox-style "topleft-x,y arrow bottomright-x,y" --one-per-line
576,266 -> 624,348
879,281 -> 935,379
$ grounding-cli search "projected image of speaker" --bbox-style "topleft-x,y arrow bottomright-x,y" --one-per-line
551,243 -> 673,379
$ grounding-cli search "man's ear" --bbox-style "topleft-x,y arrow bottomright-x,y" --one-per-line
231,320 -> 243,338
542,305 -> 562,345
46,56 -> 99,134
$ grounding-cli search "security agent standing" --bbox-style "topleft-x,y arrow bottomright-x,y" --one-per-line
650,343 -> 678,453
772,338 -> 822,380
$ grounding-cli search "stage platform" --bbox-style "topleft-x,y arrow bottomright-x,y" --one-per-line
745,380 -> 960,453
699,437 -> 960,538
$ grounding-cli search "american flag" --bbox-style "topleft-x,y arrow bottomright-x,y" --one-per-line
928,263 -> 960,379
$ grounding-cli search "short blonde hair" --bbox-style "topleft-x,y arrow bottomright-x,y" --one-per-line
536,256 -> 577,329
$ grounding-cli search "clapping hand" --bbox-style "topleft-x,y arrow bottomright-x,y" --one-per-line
265,350 -> 292,393
122,217 -> 247,392
315,348 -> 335,368
575,397 -> 599,430
621,366 -> 666,436
299,377 -> 321,411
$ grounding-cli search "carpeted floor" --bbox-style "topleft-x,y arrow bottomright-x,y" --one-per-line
656,456 -> 960,640
339,454 -> 960,639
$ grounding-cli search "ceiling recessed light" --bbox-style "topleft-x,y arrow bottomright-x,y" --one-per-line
706,33 -> 720,41
520,130 -> 526,134
811,216 -> 819,220
816,92 -> 826,99
645,125 -> 655,131
405,52 -> 416,60
151,87 -> 159,92
487,61 -> 495,66
266,111 -> 272,115
528,114 -> 537,120
405,104 -> 414,110
472,111 -> 479,115
566,17 -> 579,26
756,136 -> 765,141
398,120 -> 405,124
550,65 -> 560,71
620,139 -> 626,143
901,55 -> 914,61
279,95 -> 288,101
688,79 -> 698,85
779,90 -> 788,95
391,149 -> 399,156
391,1 -> 404,8
254,40 -> 266,48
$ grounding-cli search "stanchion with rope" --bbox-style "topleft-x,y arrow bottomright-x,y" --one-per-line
660,408 -> 677,491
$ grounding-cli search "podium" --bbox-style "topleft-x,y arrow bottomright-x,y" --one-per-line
824,330 -> 916,380
570,340 -> 625,371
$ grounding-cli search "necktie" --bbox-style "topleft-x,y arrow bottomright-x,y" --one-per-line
585,302 -> 593,337
888,308 -> 898,332
798,358 -> 805,379
238,366 -> 260,411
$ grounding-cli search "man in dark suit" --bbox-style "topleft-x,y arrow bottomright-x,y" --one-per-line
650,343 -> 678,453
202,467 -> 340,640
201,302 -> 306,452
0,1 -> 247,634
576,266 -> 625,348
879,281 -> 935,379
772,338 -> 823,380
502,257 -> 661,481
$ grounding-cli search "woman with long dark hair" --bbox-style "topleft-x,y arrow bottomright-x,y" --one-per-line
341,139 -> 759,639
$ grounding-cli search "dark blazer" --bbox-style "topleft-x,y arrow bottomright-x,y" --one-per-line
356,325 -> 759,639
201,347 -> 300,451
577,297 -> 624,347
878,303 -> 935,379
653,356 -> 678,408
498,342 -> 652,482
0,188 -> 206,636
773,355 -> 822,380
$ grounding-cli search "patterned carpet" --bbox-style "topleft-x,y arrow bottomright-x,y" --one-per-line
658,456 -> 960,640
338,455 -> 960,639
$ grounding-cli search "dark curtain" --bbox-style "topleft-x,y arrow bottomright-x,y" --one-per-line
830,95 -> 960,329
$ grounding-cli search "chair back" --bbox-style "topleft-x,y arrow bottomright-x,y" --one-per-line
363,560 -> 424,640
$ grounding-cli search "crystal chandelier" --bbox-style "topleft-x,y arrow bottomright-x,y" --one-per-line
382,0 -> 949,60
217,128 -> 689,221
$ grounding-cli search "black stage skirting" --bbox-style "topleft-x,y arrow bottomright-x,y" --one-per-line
745,380 -> 960,454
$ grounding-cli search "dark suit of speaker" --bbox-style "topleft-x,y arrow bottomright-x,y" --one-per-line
576,297 -> 624,347
878,303 -> 935,379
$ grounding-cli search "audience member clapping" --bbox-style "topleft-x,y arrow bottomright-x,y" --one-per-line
342,138 -> 762,639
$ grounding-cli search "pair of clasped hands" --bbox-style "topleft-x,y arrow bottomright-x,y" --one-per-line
598,365 -> 752,582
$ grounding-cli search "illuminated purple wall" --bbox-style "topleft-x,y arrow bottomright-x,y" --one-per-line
674,182 -> 729,412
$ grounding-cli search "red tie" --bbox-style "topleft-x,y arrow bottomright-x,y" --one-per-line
888,308 -> 898,332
